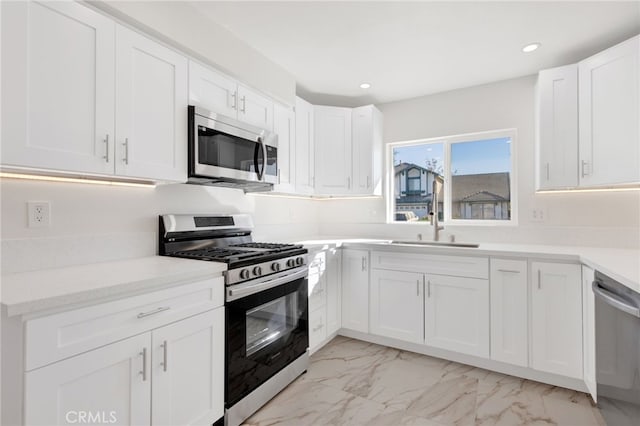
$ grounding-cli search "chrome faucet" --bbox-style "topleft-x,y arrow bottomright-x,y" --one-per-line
429,179 -> 444,242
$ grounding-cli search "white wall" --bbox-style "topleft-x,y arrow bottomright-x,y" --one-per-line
91,1 -> 296,105
0,180 -> 318,273
319,75 -> 640,249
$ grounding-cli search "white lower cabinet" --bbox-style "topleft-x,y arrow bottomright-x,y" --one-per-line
490,258 -> 529,367
424,274 -> 490,357
341,249 -> 370,333
582,265 -> 597,401
24,308 -> 224,426
531,262 -> 583,379
370,269 -> 424,343
25,333 -> 152,426
307,247 -> 342,353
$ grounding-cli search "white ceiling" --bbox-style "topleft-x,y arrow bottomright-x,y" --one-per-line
192,1 -> 640,106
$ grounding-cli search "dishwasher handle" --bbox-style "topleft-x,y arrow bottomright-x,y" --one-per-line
593,280 -> 640,318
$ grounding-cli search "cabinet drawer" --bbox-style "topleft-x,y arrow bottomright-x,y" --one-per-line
25,277 -> 224,371
309,307 -> 327,350
371,251 -> 488,279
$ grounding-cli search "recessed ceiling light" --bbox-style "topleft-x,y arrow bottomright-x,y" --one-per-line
359,83 -> 371,89
522,42 -> 541,53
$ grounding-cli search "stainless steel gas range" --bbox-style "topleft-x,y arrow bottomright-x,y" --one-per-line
159,214 -> 309,426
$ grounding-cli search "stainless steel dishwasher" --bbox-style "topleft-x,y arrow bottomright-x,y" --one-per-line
593,271 -> 640,426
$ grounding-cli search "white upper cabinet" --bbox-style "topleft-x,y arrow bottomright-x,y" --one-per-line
352,105 -> 383,195
115,25 -> 188,182
490,258 -> 528,367
188,60 -> 238,118
188,61 -> 273,131
530,262 -> 583,379
370,269 -> 424,343
536,64 -> 579,189
237,85 -> 274,131
295,96 -> 315,194
579,35 -> 640,186
273,103 -> 296,192
1,1 -> 115,175
1,1 -> 188,182
315,106 -> 353,194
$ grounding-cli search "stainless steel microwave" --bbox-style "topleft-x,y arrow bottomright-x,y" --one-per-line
187,106 -> 277,192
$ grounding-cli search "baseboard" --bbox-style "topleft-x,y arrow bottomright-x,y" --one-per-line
337,328 -> 588,393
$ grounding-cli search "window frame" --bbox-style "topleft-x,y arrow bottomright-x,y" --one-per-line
386,128 -> 518,227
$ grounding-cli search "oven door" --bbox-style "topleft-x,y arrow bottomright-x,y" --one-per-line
191,109 -> 277,184
225,269 -> 308,407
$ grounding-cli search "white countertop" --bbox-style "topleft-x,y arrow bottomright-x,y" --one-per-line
297,238 -> 640,293
1,256 -> 227,317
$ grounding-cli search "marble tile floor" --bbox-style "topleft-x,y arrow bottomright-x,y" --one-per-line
244,336 -> 605,426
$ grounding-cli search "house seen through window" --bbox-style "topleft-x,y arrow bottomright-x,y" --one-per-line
391,131 -> 514,223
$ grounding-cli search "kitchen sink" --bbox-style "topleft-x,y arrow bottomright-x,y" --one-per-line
390,240 -> 480,248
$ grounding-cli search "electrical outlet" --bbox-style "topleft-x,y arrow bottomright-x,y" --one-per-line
531,208 -> 545,222
28,201 -> 51,228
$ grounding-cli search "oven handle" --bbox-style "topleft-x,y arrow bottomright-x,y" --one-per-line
227,266 -> 308,301
593,280 -> 640,318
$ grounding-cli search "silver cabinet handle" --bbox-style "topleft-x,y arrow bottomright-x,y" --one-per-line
361,256 -> 366,271
137,306 -> 170,319
231,91 -> 237,110
537,270 -> 541,289
122,138 -> 129,164
427,280 -> 431,298
241,96 -> 246,113
140,348 -> 148,381
347,177 -> 351,189
277,168 -> 281,184
545,163 -> 550,180
497,269 -> 520,274
103,134 -> 109,162
367,175 -> 371,188
581,160 -> 589,177
161,340 -> 168,372
416,280 -> 420,296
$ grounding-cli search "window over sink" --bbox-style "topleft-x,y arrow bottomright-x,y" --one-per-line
387,129 -> 516,225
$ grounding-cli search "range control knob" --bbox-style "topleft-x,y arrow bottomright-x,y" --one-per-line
253,266 -> 263,276
239,269 -> 250,279
286,259 -> 296,268
271,262 -> 281,272
296,257 -> 304,266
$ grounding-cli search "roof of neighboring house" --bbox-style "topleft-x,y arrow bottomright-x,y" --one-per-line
451,172 -> 510,202
394,162 -> 443,177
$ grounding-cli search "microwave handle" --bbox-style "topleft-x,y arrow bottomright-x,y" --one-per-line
255,137 -> 266,180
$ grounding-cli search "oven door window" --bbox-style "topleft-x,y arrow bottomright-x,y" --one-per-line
198,126 -> 259,172
246,294 -> 297,356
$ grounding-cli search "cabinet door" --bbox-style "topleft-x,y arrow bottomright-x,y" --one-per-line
188,60 -> 238,118
579,35 -> 639,186
531,262 -> 582,379
273,103 -> 296,192
309,307 -> 327,353
582,265 -> 597,402
308,250 -> 327,313
1,1 -> 115,175
115,25 -> 188,182
424,274 -> 490,357
370,269 -> 424,343
315,106 -> 352,194
326,248 -> 342,335
237,85 -> 274,131
24,334 -> 151,426
151,308 -> 224,426
490,258 -> 528,367
536,64 -> 578,189
294,96 -> 315,194
352,105 -> 383,195
341,249 -> 370,333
